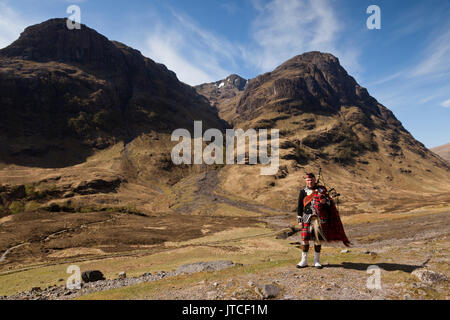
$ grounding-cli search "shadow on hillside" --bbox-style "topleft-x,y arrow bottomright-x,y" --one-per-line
326,262 -> 424,273
0,141 -> 95,169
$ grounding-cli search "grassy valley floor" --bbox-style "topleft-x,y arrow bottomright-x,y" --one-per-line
0,203 -> 448,300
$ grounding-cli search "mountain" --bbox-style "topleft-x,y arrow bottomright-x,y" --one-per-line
0,19 -> 448,221
196,51 -> 450,212
0,18 -> 227,168
431,143 -> 450,162
195,74 -> 247,124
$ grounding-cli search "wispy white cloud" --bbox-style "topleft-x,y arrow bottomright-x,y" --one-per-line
388,2 -> 438,42
245,0 -> 361,76
145,28 -> 216,86
410,28 -> 450,78
0,2 -> 29,49
441,99 -> 450,108
366,71 -> 403,87
140,0 -> 363,85
141,9 -> 239,86
368,19 -> 450,111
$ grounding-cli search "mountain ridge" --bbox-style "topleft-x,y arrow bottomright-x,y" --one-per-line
0,18 -> 227,167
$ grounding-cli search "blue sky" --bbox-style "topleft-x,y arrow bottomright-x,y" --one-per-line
0,0 -> 449,148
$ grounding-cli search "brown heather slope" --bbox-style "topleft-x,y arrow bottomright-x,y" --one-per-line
196,52 -> 450,214
431,143 -> 450,162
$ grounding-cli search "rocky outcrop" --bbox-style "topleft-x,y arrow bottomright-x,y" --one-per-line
0,176 -> 126,215
72,178 -> 124,195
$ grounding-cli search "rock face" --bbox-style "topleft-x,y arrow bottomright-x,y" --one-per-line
0,18 -> 227,167
195,74 -> 247,124
235,52 -> 381,119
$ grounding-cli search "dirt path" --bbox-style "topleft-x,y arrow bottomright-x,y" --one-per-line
173,169 -> 285,215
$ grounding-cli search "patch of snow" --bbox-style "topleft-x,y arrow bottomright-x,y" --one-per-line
218,82 -> 225,88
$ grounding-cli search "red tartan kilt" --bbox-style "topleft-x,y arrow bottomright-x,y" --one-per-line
300,222 -> 327,242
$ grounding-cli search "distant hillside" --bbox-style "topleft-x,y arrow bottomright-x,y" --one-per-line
431,143 -> 450,162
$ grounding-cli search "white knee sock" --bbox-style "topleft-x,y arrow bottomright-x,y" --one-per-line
314,252 -> 322,268
297,251 -> 308,267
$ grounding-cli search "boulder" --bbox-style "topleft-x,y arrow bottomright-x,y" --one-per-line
175,261 -> 235,275
260,284 -> 280,299
412,269 -> 447,285
81,270 -> 105,283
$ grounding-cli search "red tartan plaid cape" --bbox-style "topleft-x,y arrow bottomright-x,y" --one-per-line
304,185 -> 351,247
327,199 -> 351,247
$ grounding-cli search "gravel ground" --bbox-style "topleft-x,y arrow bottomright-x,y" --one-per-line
0,261 -> 239,300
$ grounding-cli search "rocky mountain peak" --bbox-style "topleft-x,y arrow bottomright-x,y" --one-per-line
222,74 -> 247,90
275,51 -> 341,70
0,18 -> 125,69
210,74 -> 247,91
237,51 -> 377,119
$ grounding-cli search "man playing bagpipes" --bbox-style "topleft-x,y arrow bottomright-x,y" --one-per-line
296,172 -> 351,269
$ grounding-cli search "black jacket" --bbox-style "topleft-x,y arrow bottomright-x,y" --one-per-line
297,188 -> 308,217
297,184 -> 329,217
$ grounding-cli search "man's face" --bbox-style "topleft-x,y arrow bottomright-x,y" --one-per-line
305,177 -> 315,188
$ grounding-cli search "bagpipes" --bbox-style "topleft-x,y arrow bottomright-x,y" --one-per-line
308,167 -> 351,247
316,167 -> 340,208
